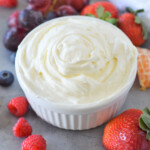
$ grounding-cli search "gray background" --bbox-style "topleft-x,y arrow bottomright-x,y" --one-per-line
0,0 -> 150,150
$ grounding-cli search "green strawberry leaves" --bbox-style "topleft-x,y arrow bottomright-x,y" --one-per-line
86,14 -> 95,17
142,25 -> 148,40
135,9 -> 144,15
143,107 -> 150,115
86,6 -> 118,25
126,7 -> 144,15
134,16 -> 148,40
135,16 -> 142,24
126,7 -> 135,14
105,18 -> 118,25
135,17 -> 148,40
103,11 -> 111,19
139,107 -> 150,140
147,131 -> 150,140
97,6 -> 104,18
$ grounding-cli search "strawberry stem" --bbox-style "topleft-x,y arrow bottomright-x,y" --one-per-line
139,107 -> 150,140
135,9 -> 144,15
126,7 -> 144,15
126,7 -> 135,14
85,6 -> 118,25
86,14 -> 95,17
97,6 -> 104,18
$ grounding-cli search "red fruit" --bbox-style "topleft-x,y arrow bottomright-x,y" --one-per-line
7,97 -> 29,117
50,0 -> 66,10
27,0 -> 47,8
19,9 -> 43,29
56,5 -> 77,17
22,135 -> 46,150
27,0 -> 51,15
0,0 -> 17,7
13,117 -> 32,137
118,12 -> 147,46
81,1 -> 118,18
3,27 -> 28,51
8,11 -> 20,28
103,108 -> 150,150
65,0 -> 89,11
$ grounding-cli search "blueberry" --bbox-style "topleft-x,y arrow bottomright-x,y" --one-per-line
44,11 -> 57,21
0,71 -> 14,87
10,53 -> 16,64
19,9 -> 43,29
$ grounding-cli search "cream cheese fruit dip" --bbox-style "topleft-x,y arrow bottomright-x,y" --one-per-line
15,16 -> 137,105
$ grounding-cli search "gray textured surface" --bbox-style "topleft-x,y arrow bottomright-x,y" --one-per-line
0,0 -> 150,150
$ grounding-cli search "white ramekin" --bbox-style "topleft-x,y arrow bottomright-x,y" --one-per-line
16,68 -> 136,130
15,16 -> 137,130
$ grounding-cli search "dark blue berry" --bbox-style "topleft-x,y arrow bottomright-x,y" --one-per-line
44,11 -> 57,21
0,71 -> 14,87
19,9 -> 43,29
10,53 -> 16,64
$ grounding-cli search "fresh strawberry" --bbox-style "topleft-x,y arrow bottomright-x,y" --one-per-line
81,1 -> 118,20
118,8 -> 147,46
103,108 -> 150,150
0,0 -> 17,8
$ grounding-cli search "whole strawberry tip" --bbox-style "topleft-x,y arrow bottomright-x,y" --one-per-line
139,107 -> 150,140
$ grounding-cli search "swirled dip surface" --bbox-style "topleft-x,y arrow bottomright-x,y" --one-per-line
16,16 -> 137,104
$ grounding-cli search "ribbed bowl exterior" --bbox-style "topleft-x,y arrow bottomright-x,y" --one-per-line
15,16 -> 138,130
25,91 -> 127,130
